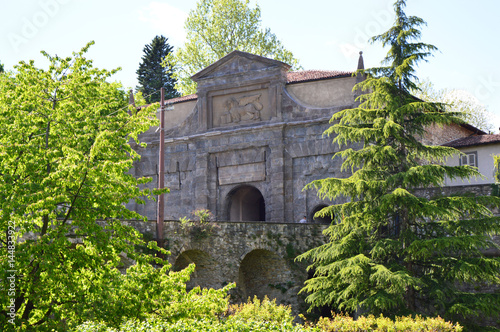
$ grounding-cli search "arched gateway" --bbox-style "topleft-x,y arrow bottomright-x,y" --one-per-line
226,185 -> 265,221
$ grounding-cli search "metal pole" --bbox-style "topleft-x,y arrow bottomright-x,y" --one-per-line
157,87 -> 165,251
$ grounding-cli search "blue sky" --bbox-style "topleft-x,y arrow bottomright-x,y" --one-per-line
2,0 -> 499,132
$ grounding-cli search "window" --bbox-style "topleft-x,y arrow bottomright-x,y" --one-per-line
460,152 -> 477,167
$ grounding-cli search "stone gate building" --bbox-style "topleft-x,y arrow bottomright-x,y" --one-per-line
126,50 -> 489,311
129,50 -> 362,223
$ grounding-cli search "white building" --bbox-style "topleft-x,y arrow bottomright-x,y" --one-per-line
443,134 -> 500,186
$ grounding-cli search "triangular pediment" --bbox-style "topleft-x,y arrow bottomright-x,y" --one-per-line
191,50 -> 290,82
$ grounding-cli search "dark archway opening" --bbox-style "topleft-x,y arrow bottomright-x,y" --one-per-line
173,249 -> 220,290
227,185 -> 265,221
311,204 -> 333,224
238,249 -> 289,301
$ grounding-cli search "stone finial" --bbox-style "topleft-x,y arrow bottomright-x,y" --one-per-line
128,89 -> 135,107
355,51 -> 366,85
357,51 -> 364,70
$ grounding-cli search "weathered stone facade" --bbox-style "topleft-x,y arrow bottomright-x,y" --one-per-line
128,51 -> 358,224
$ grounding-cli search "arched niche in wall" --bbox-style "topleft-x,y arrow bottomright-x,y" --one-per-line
226,185 -> 265,221
238,249 -> 291,301
310,204 -> 333,224
173,249 -> 221,290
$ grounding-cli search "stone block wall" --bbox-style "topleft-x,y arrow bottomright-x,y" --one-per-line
125,220 -> 329,313
128,117 -> 357,224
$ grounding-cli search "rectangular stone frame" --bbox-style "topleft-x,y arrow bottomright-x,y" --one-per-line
197,81 -> 283,131
208,83 -> 273,129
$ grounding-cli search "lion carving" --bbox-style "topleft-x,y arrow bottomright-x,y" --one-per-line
220,94 -> 263,124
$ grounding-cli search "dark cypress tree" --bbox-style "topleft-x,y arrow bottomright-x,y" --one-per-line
136,35 -> 179,103
0,62 -> 4,73
298,0 -> 500,328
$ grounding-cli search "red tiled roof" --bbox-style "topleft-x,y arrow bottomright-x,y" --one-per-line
165,71 -> 353,104
442,134 -> 500,148
166,94 -> 198,104
286,70 -> 353,84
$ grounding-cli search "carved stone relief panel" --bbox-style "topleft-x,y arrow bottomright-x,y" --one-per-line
217,147 -> 266,167
212,89 -> 271,128
218,162 -> 266,185
215,147 -> 267,185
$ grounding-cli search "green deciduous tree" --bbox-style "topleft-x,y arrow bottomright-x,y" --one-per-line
298,0 -> 500,327
165,0 -> 300,95
414,80 -> 494,133
136,35 -> 179,103
0,42 -> 229,330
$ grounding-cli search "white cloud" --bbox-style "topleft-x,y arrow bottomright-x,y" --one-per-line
138,2 -> 188,47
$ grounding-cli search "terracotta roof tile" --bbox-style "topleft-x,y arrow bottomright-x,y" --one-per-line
286,70 -> 353,84
165,94 -> 198,104
442,134 -> 500,148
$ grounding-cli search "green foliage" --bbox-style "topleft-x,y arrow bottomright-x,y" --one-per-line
0,42 -> 230,331
192,208 -> 214,223
179,209 -> 219,240
75,317 -> 311,332
229,296 -> 295,325
368,0 -> 437,93
179,215 -> 191,226
312,313 -> 462,332
298,0 -> 500,328
164,0 -> 300,95
0,62 -> 4,73
413,80 -> 494,133
73,299 -> 464,332
136,35 -> 179,103
68,262 -> 232,329
132,90 -> 149,108
74,295 -> 309,332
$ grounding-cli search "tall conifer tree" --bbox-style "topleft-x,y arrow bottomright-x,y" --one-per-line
298,0 -> 500,327
136,35 -> 179,103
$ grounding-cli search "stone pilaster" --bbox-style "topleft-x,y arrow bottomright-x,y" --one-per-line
268,130 -> 285,222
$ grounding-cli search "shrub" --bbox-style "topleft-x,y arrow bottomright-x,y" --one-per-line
73,296 -> 311,332
179,209 -> 219,240
192,209 -> 213,223
74,317 -> 313,332
229,295 -> 295,325
313,313 -> 462,332
73,298 -> 464,332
